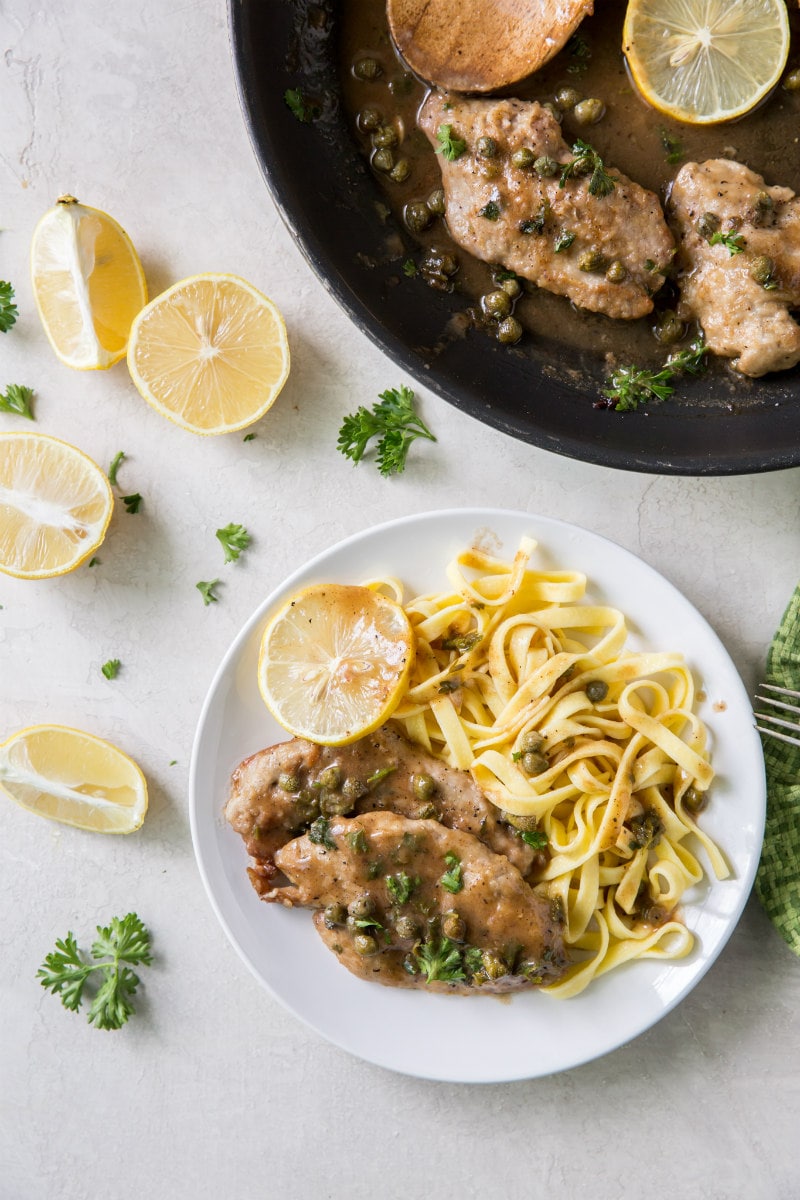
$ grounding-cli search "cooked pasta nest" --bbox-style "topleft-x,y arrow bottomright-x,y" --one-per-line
364,535 -> 728,998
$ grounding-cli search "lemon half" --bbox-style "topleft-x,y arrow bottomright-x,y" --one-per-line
0,724 -> 148,833
623,0 -> 790,125
0,432 -> 113,579
258,584 -> 415,745
127,273 -> 290,435
31,196 -> 147,369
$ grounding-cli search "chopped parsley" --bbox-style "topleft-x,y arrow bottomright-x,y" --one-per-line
108,451 -> 126,486
440,852 -> 464,894
554,229 -> 576,253
216,522 -> 251,563
386,872 -> 417,905
337,384 -> 436,477
101,659 -> 121,680
346,829 -> 368,854
0,384 -> 34,419
660,129 -> 683,165
519,828 -> 548,850
566,33 -> 591,74
414,934 -> 465,983
559,140 -> 616,197
601,338 -> 708,412
122,493 -> 142,514
284,88 -> 320,124
308,815 -> 336,850
709,229 -> 746,256
366,765 -> 396,788
88,557 -> 100,568
479,201 -> 500,221
435,123 -> 466,161
243,433 -> 256,442
402,258 -> 417,277
196,579 -> 220,606
0,281 -> 18,333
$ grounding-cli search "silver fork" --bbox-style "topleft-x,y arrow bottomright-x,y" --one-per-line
754,683 -> 800,749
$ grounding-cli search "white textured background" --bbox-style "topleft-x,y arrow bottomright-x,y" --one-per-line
1,3 -> 799,1198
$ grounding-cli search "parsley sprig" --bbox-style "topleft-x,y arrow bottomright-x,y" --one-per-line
0,281 -> 18,333
337,384 -> 436,476
414,934 -> 465,983
709,229 -> 746,256
559,140 -> 616,197
216,523 -> 251,563
602,339 -> 708,412
284,88 -> 320,124
0,384 -> 35,419
37,913 -> 152,1030
436,123 -> 466,161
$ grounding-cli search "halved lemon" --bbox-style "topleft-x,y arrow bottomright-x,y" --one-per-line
30,196 -> 147,369
126,273 -> 290,435
0,724 -> 148,833
0,432 -> 113,579
258,583 -> 415,745
623,0 -> 790,125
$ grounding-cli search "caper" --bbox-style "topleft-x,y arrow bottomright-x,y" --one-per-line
541,101 -> 562,123
520,730 -> 544,753
348,893 -> 376,920
751,255 -> 776,287
533,155 -> 559,178
320,789 -> 356,817
573,97 -> 605,126
585,679 -> 608,704
353,57 -> 382,81
578,249 -> 607,273
655,310 -> 685,345
500,276 -> 522,298
506,812 -> 540,832
353,933 -> 379,956
426,187 -> 446,215
752,191 -> 774,224
640,904 -> 667,926
476,135 -> 499,158
606,260 -> 627,284
442,910 -> 466,942
555,86 -> 582,111
389,158 -> 411,183
414,802 -> 438,820
357,106 -> 382,132
696,211 -> 720,239
481,289 -> 512,319
291,789 -> 319,826
683,785 -> 708,813
342,776 -> 369,803
511,146 -> 535,169
411,772 -> 436,802
372,123 -> 398,149
521,750 -> 548,776
497,316 -> 523,345
424,248 -> 458,276
372,147 -> 395,173
783,68 -> 800,91
404,201 -> 433,233
278,771 -> 299,793
318,765 -> 342,790
482,950 -> 508,979
394,914 -> 421,940
323,902 -> 347,929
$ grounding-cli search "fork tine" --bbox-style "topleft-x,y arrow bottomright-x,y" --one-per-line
755,724 -> 800,750
759,683 -> 800,701
754,693 -> 800,718
755,709 -> 800,732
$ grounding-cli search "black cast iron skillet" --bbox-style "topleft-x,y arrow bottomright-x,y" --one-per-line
229,0 -> 800,475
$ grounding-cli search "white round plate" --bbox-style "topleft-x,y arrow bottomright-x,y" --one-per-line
189,508 -> 765,1083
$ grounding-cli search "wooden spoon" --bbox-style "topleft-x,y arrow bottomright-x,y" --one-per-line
387,0 -> 595,93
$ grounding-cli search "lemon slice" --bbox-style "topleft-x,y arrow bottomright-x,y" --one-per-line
258,584 -> 415,745
0,724 -> 148,833
0,432 -> 113,579
31,195 -> 147,369
623,0 -> 790,125
126,273 -> 290,435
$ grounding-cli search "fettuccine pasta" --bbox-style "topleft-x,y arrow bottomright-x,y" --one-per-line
368,535 -> 728,999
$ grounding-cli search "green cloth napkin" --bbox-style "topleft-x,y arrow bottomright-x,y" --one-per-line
755,584 -> 800,954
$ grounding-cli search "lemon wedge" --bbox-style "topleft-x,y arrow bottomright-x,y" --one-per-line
126,273 -> 290,435
0,724 -> 148,833
31,195 -> 147,369
258,584 -> 415,745
623,0 -> 790,125
0,432 -> 113,579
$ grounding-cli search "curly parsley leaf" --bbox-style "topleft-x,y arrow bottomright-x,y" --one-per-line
122,493 -> 142,514
602,338 -> 708,412
709,229 -> 746,256
308,815 -> 336,850
386,871 -> 417,905
216,522 -> 251,563
414,934 -> 466,983
101,658 -> 121,680
284,88 -> 320,124
559,140 -> 616,197
436,123 -> 466,162
0,281 -> 18,333
37,913 -> 152,1030
519,828 -> 548,850
196,579 -> 220,606
0,384 -> 34,419
440,852 -> 464,894
337,384 -> 436,477
479,201 -> 500,221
